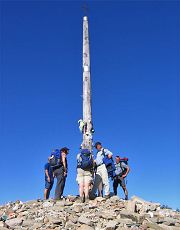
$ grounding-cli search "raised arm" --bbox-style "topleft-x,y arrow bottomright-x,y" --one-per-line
122,166 -> 130,178
104,148 -> 113,158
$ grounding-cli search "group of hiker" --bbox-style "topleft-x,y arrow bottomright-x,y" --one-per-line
44,142 -> 130,203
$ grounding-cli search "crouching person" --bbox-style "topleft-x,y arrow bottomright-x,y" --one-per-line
76,149 -> 94,203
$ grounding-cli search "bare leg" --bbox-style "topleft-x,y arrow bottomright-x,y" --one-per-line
84,183 -> 90,199
122,186 -> 128,199
44,189 -> 48,200
79,183 -> 85,202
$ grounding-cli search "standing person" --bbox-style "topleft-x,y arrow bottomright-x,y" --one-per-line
60,147 -> 69,197
113,156 -> 130,200
76,149 -> 93,203
90,142 -> 112,199
44,158 -> 54,200
51,147 -> 69,200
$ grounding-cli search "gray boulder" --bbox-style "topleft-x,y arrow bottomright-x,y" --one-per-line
5,218 -> 23,228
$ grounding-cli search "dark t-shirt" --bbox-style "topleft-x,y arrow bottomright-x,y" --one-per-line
44,163 -> 54,182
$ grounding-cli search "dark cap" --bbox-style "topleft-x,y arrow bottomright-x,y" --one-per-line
60,147 -> 70,153
94,142 -> 102,148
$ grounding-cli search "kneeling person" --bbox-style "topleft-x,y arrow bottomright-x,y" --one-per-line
76,149 -> 93,203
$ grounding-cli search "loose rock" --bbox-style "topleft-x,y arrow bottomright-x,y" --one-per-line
0,195 -> 179,230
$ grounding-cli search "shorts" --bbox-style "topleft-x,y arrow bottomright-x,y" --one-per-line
115,176 -> 126,187
45,181 -> 54,190
76,168 -> 93,185
119,177 -> 125,187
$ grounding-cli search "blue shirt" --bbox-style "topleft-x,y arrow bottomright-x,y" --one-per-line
95,148 -> 113,166
44,163 -> 54,182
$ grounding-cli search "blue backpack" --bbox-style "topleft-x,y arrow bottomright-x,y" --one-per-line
49,149 -> 62,170
102,149 -> 116,179
80,149 -> 93,170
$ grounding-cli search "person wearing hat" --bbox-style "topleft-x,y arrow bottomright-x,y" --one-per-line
90,142 -> 112,199
53,147 -> 69,200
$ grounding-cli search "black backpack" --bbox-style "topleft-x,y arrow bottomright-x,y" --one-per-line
120,157 -> 129,176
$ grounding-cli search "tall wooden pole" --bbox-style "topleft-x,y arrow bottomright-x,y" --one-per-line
81,16 -> 93,152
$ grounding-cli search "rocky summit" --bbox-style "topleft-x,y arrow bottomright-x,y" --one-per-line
0,196 -> 179,230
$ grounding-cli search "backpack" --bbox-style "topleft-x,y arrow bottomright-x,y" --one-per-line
120,157 -> 129,175
79,149 -> 93,170
49,149 -> 62,170
102,149 -> 116,179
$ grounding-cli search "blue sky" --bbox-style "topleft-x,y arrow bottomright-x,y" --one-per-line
0,1 -> 179,209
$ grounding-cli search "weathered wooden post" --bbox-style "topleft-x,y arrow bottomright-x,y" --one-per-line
79,15 -> 94,152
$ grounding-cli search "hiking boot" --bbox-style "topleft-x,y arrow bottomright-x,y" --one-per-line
104,194 -> 110,199
89,193 -> 96,200
85,197 -> 90,203
54,198 -> 61,201
80,196 -> 85,203
125,195 -> 128,200
76,197 -> 84,203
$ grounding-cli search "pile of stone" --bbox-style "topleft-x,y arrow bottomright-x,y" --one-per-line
0,195 -> 179,230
